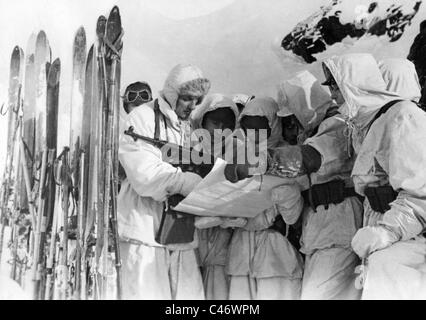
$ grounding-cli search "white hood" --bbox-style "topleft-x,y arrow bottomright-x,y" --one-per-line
190,93 -> 239,130
323,53 -> 400,130
232,93 -> 252,107
378,58 -> 421,102
276,70 -> 333,132
239,96 -> 282,149
159,64 -> 211,110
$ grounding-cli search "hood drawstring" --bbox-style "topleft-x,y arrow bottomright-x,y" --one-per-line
336,116 -> 356,159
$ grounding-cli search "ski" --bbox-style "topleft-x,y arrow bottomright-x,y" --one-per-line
94,15 -> 107,300
0,45 -> 25,268
104,5 -> 123,300
31,30 -> 51,300
83,39 -> 107,300
20,34 -> 37,287
69,26 -> 86,300
9,46 -> 25,283
43,58 -> 61,300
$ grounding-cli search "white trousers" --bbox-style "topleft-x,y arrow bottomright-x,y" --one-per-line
120,241 -> 204,300
301,247 -> 361,300
228,275 -> 301,300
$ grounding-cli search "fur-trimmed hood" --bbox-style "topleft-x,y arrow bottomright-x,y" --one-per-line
160,64 -> 211,110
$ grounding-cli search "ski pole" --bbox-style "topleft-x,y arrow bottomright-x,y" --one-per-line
110,166 -> 122,299
78,150 -> 86,300
19,139 -> 36,228
44,192 -> 58,300
54,147 -> 70,300
31,149 -> 48,299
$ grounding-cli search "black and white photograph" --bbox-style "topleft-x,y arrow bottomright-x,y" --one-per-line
0,0 -> 425,306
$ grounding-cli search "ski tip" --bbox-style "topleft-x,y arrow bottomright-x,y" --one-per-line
36,30 -> 47,43
10,46 -> 23,72
26,33 -> 37,54
108,6 -> 121,22
12,46 -> 20,57
73,27 -> 87,56
48,58 -> 61,85
75,26 -> 86,43
106,5 -> 122,43
97,15 -> 107,24
76,26 -> 86,36
110,6 -> 120,16
35,31 -> 50,64
52,57 -> 61,67
96,15 -> 107,37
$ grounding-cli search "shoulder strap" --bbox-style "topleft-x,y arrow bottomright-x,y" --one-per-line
367,99 -> 403,133
154,99 -> 161,140
153,98 -> 169,141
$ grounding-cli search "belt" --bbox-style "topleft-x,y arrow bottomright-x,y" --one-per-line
364,186 -> 398,214
301,179 -> 361,211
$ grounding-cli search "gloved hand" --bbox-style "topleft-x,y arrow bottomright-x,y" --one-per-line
220,217 -> 247,229
194,216 -> 223,229
179,171 -> 203,197
271,185 -> 303,225
243,207 -> 276,231
351,226 -> 399,258
224,163 -> 251,183
267,146 -> 304,178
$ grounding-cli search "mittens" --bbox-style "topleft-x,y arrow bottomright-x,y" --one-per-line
351,225 -> 399,258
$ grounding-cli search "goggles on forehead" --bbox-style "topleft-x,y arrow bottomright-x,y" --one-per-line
122,89 -> 152,103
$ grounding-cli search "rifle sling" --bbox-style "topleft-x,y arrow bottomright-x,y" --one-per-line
366,99 -> 403,134
154,99 -> 167,140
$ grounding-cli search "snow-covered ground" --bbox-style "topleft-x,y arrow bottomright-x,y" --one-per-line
0,226 -> 30,299
0,0 -> 423,173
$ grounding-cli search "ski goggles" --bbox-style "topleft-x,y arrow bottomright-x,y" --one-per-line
123,89 -> 152,103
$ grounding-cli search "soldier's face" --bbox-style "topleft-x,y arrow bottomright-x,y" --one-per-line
175,94 -> 203,120
281,115 -> 302,145
240,116 -> 270,145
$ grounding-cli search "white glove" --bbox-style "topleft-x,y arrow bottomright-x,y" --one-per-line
179,172 -> 202,197
351,226 -> 399,259
194,216 -> 223,229
270,185 -> 303,225
220,217 -> 247,229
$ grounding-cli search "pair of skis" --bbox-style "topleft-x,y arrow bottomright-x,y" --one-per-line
65,6 -> 123,300
0,30 -> 62,300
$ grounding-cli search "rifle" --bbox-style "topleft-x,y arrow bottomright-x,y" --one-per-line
124,126 -> 216,178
